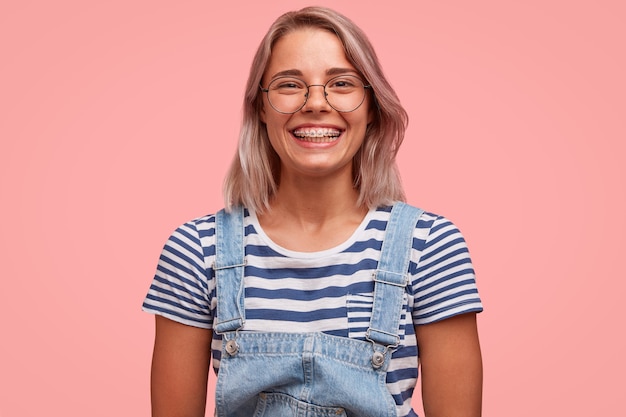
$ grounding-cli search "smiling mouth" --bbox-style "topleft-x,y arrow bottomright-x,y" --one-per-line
292,128 -> 343,143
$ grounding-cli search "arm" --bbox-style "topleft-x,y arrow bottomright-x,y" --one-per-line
151,315 -> 213,417
415,312 -> 483,417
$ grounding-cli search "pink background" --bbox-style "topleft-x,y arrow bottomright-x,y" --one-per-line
1,0 -> 624,415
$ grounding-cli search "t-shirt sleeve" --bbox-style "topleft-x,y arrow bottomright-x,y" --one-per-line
142,220 -> 213,329
410,214 -> 483,325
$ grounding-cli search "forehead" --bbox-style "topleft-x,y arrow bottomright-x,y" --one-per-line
264,28 -> 356,80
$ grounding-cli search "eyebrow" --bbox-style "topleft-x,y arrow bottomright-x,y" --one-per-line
269,67 -> 360,80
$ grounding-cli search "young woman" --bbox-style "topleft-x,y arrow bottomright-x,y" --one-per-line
143,7 -> 483,417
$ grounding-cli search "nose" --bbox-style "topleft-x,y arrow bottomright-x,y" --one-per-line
302,84 -> 330,112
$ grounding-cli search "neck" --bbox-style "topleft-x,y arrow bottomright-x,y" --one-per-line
256,170 -> 369,251
269,170 -> 364,223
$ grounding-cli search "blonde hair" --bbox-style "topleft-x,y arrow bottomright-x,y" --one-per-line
223,6 -> 408,212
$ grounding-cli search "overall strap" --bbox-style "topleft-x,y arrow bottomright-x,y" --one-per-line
366,202 -> 423,348
213,206 -> 246,334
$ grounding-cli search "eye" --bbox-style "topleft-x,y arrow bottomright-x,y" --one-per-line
331,79 -> 355,88
271,78 -> 306,94
277,82 -> 300,89
326,76 -> 361,93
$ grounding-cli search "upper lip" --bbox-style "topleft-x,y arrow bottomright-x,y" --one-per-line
291,123 -> 344,131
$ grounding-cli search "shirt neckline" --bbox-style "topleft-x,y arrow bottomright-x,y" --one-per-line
246,208 -> 377,259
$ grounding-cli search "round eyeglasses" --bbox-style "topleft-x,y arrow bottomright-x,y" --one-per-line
260,74 -> 372,114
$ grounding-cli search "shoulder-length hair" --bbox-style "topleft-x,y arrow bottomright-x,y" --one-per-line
223,6 -> 408,212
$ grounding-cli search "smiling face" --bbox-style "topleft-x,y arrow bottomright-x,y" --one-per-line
260,28 -> 373,181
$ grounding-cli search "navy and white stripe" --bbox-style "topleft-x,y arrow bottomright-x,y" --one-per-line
143,206 -> 482,417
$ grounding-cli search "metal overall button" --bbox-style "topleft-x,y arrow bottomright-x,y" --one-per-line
225,339 -> 239,356
371,351 -> 385,369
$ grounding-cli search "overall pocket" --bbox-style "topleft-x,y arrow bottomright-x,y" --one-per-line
254,392 -> 347,417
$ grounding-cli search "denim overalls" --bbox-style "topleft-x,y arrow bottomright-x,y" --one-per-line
213,203 -> 423,417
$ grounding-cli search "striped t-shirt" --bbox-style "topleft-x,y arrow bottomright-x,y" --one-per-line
142,206 -> 483,417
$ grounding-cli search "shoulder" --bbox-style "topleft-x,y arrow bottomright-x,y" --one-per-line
378,203 -> 466,246
163,208 -> 261,257
390,203 -> 470,256
156,213 -> 221,278
166,213 -> 217,247
174,213 -> 217,237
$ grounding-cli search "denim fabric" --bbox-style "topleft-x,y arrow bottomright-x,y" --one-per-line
216,332 -> 396,416
367,203 -> 423,348
214,205 -> 246,334
213,203 -> 423,417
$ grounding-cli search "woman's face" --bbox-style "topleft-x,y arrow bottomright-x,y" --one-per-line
260,28 -> 373,181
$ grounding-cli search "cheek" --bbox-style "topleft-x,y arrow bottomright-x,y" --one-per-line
264,111 -> 292,134
263,117 -> 291,153
351,107 -> 374,134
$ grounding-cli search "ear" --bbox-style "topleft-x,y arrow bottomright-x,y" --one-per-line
260,102 -> 267,124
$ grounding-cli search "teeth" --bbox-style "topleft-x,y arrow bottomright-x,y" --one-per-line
293,128 -> 341,139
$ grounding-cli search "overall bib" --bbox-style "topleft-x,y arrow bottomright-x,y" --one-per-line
213,203 -> 423,417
